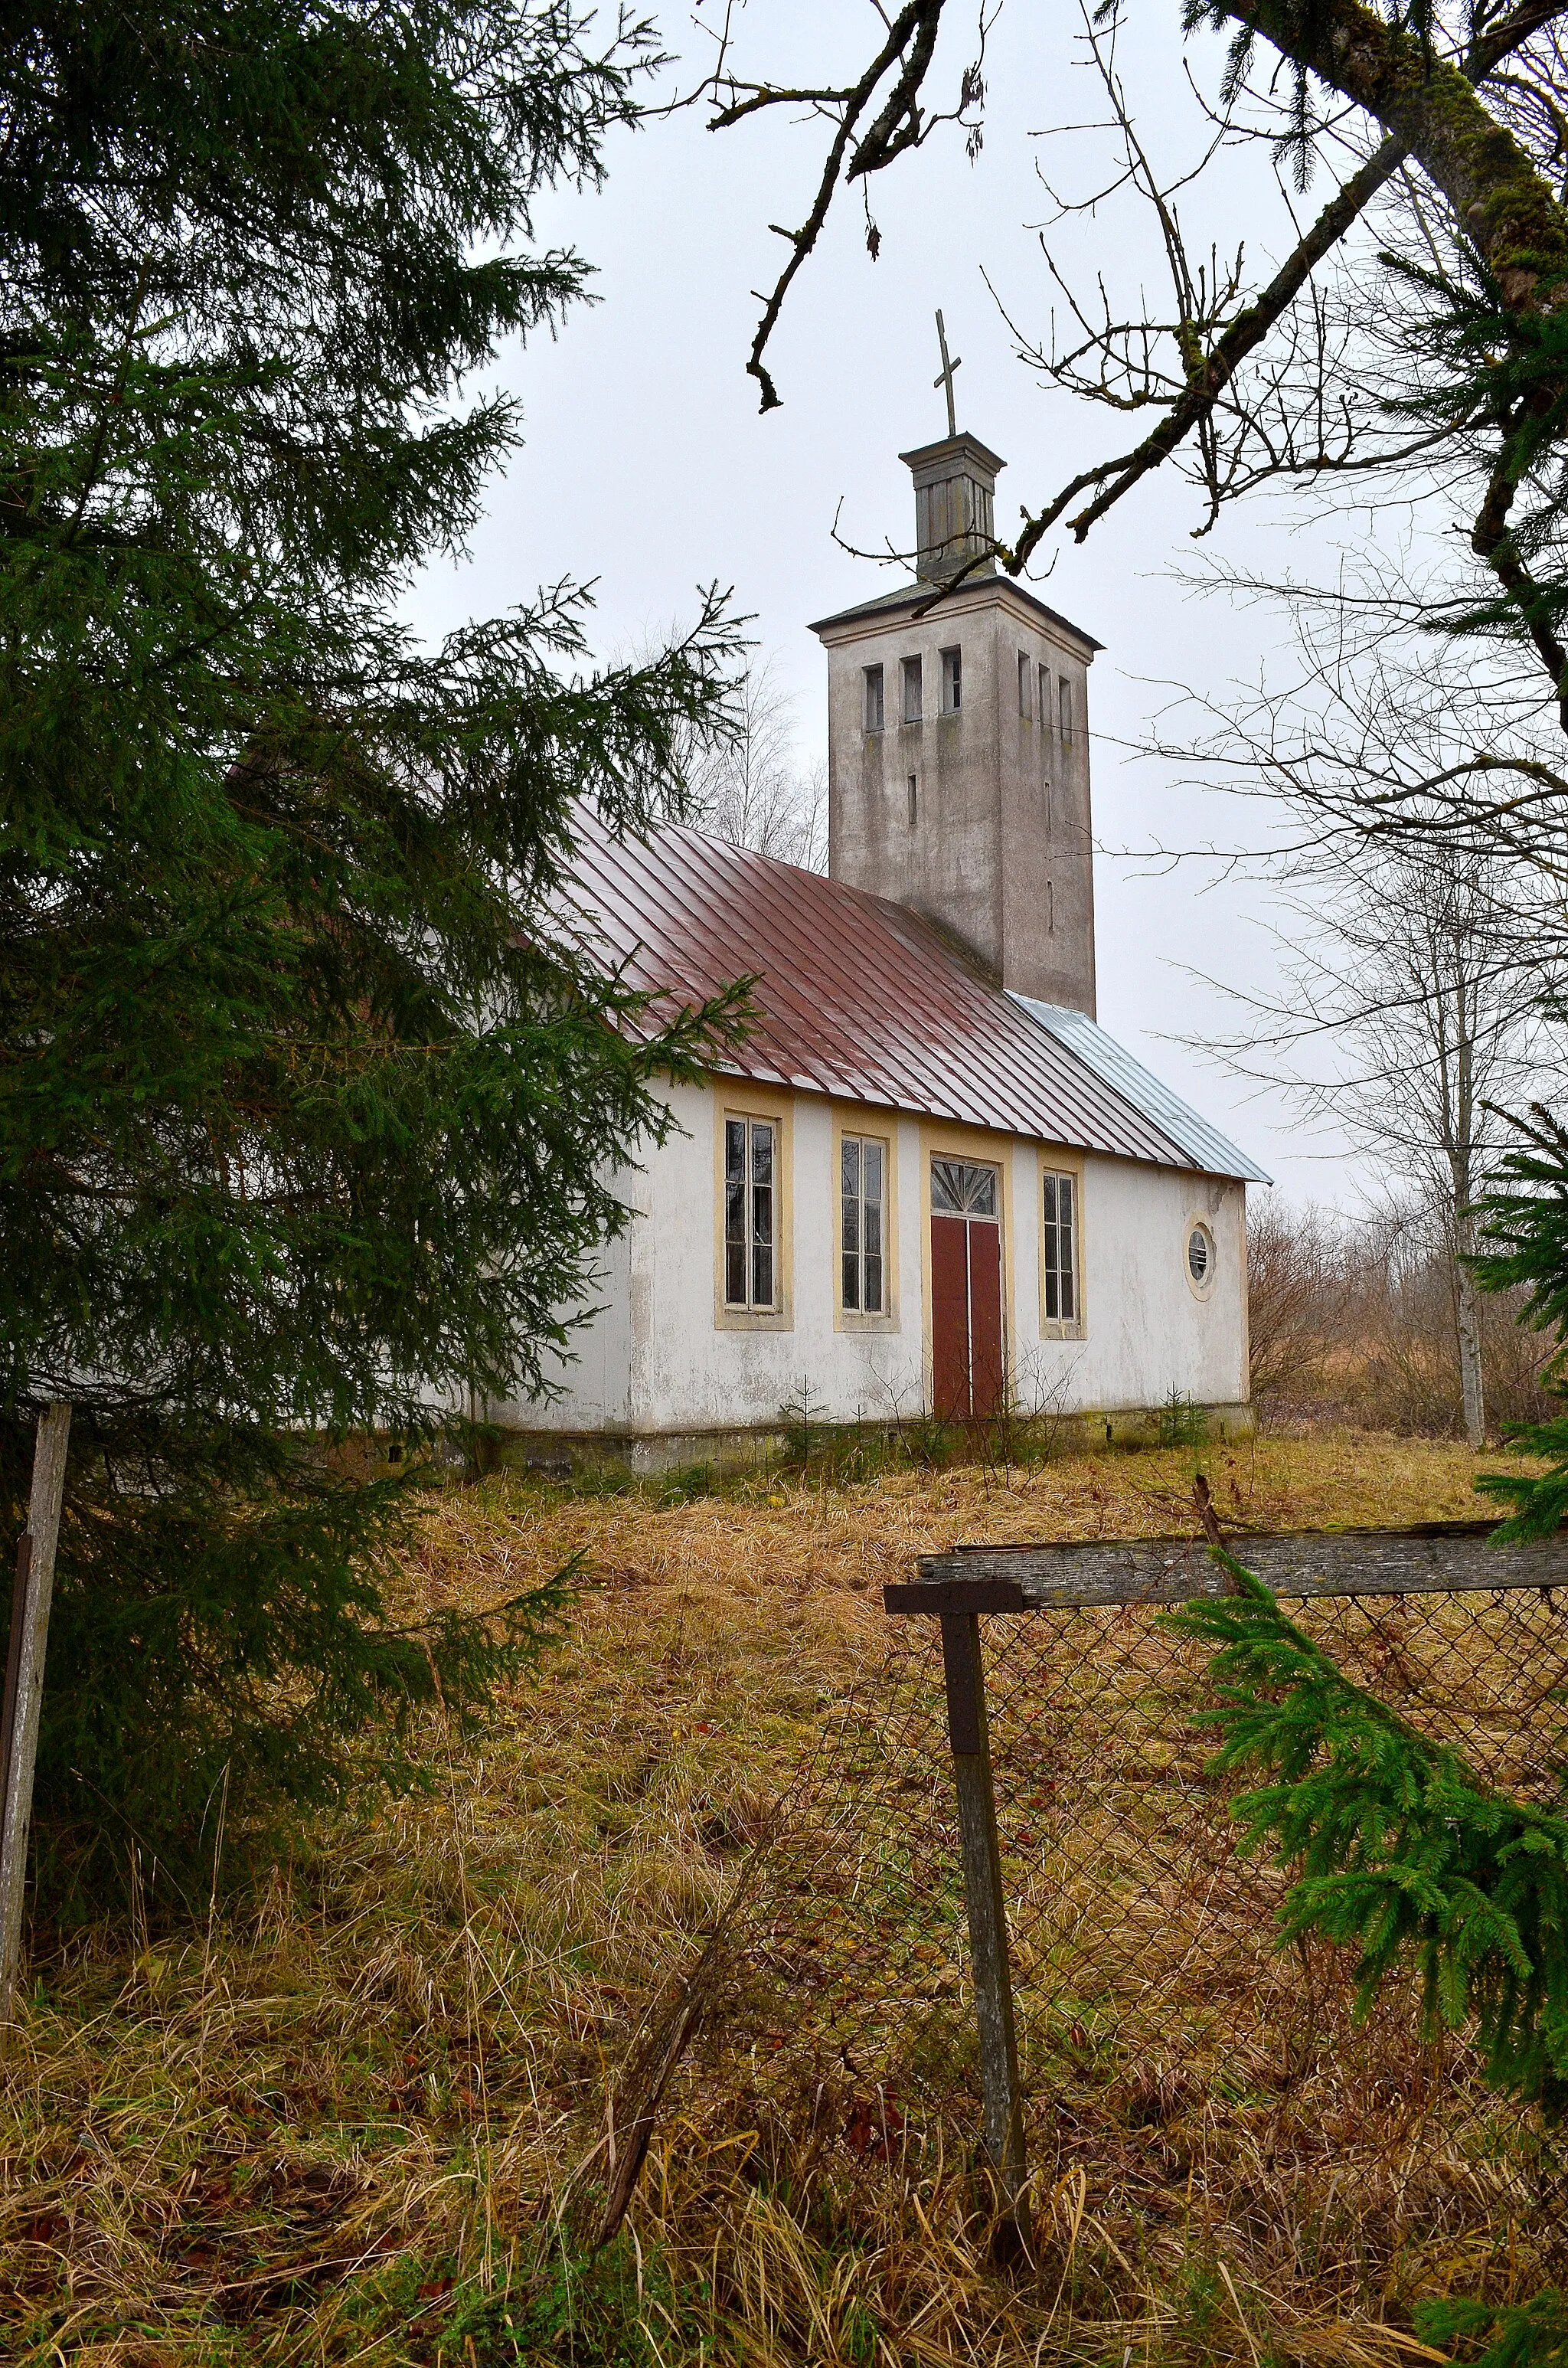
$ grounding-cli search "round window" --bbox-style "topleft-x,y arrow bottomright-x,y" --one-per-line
1187,1223 -> 1214,1290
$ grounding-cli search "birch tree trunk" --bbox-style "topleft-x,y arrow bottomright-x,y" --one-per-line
0,1402 -> 71,2025
1455,1253 -> 1487,1450
1450,1019 -> 1485,1451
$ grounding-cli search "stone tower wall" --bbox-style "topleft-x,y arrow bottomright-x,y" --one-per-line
819,579 -> 1097,1016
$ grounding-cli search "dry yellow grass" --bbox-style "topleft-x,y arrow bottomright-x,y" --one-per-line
0,1431 -> 1547,2367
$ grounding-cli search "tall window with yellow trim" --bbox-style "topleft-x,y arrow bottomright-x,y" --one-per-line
724,1116 -> 777,1308
1042,1169 -> 1078,1323
841,1134 -> 886,1313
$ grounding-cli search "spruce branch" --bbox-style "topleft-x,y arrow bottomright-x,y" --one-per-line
1166,1557 -> 1568,2112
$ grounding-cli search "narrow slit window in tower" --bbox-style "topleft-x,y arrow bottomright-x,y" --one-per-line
908,774 -> 918,827
1018,652 -> 1031,717
902,655 -> 923,722
940,646 -> 962,712
1058,676 -> 1073,748
864,664 -> 885,731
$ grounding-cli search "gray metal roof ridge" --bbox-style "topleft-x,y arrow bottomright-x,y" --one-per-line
1007,994 -> 1272,1185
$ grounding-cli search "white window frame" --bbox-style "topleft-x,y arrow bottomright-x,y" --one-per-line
1039,1156 -> 1086,1339
840,1133 -> 890,1317
940,646 -> 962,714
1185,1215 -> 1218,1300
723,1114 -> 779,1311
864,664 -> 885,732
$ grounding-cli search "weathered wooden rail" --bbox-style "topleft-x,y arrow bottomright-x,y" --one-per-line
882,1519 -> 1568,2263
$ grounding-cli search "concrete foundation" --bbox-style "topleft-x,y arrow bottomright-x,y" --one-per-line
488,1399 -> 1256,1479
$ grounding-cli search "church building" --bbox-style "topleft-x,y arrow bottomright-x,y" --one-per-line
488,423 -> 1267,1465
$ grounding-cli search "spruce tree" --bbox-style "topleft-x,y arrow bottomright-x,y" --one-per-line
1171,1559 -> 1568,2363
0,0 -> 740,1887
1469,1108 -> 1568,1534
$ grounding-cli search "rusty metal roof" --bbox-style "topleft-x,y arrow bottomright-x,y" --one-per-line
560,809 -> 1257,1179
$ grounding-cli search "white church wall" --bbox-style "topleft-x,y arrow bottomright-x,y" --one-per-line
1012,1153 -> 1249,1415
626,1081 -> 928,1433
488,1077 -> 1250,1451
482,1166 -> 639,1434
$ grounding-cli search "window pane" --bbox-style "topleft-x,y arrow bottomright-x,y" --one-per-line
751,1123 -> 775,1313
1043,1170 -> 1077,1323
902,656 -> 923,722
931,1158 -> 964,1212
724,1120 -> 746,1302
865,1143 -> 884,1310
1059,678 -> 1073,745
935,1158 -> 995,1215
1018,652 -> 1031,715
753,1160 -> 773,1305
1060,1176 -> 1076,1320
844,1137 -> 886,1314
942,647 -> 962,711
841,1136 -> 859,1309
965,1164 -> 996,1216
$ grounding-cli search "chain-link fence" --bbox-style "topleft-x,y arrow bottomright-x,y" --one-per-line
603,1545 -> 1568,2321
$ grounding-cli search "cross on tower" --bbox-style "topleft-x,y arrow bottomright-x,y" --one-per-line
933,309 -> 962,438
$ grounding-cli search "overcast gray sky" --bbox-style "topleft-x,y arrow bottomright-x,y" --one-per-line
407,1 -> 1400,1205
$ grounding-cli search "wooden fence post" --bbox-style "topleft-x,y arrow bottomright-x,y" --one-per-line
1,1402 -> 72,2026
939,1608 -> 1032,2265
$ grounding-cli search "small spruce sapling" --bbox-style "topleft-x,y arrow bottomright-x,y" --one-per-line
1168,1551 -> 1568,2360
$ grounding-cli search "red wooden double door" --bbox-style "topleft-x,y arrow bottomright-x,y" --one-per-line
929,1158 -> 1004,1422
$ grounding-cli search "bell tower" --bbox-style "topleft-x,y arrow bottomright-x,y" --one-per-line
809,396 -> 1099,1017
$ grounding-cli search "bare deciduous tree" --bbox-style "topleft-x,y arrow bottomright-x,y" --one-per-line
1246,1197 -> 1334,1406
684,659 -> 828,872
688,0 -> 1568,851
1208,822 -> 1562,1440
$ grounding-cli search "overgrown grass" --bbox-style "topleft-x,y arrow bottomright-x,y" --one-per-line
0,1432 -> 1545,2366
